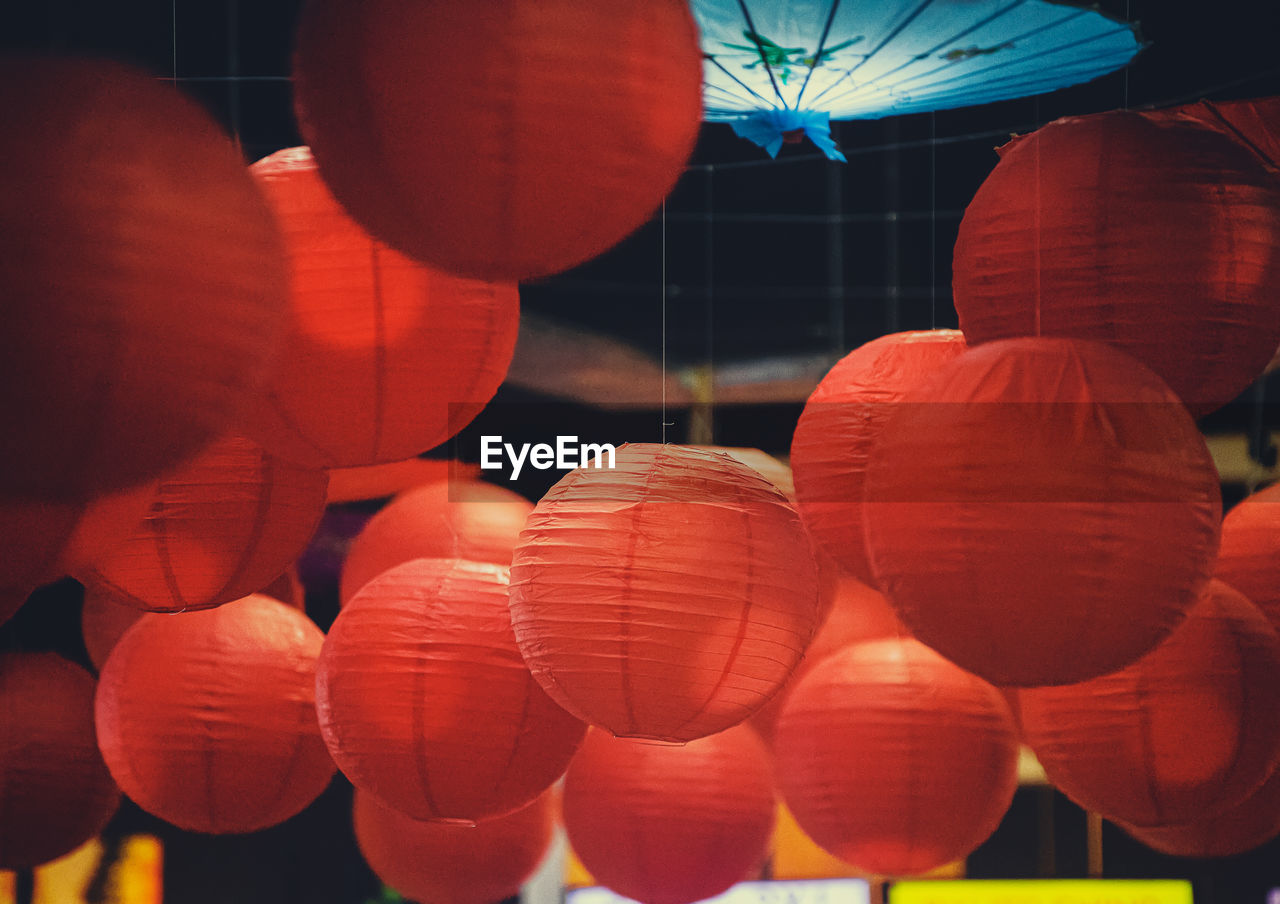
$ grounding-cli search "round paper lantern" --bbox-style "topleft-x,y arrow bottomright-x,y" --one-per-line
953,109 -> 1280,415
0,653 -> 121,868
773,638 -> 1019,875
292,0 -> 703,281
354,789 -> 554,904
792,330 -> 969,584
1011,580 -> 1280,828
327,459 -> 479,504
0,55 -> 286,501
509,443 -> 822,742
1158,96 -> 1280,171
1120,766 -> 1280,858
94,594 -> 334,833
339,479 -> 532,605
317,558 -> 585,822
77,434 -> 329,612
562,726 -> 776,904
1215,482 -> 1280,631
863,338 -> 1222,686
245,148 -> 519,468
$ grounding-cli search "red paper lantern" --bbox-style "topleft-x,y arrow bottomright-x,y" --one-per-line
1011,580 -> 1280,827
1215,482 -> 1280,632
318,558 -> 585,822
292,0 -> 703,282
94,594 -> 334,833
1120,767 -> 1280,858
953,109 -> 1280,415
0,653 -> 121,868
562,726 -> 776,904
327,459 -> 480,504
340,479 -> 532,604
77,434 -> 329,612
792,330 -> 968,584
863,338 -> 1222,686
0,55 -> 286,501
509,443 -> 822,742
354,789 -> 555,904
1158,96 -> 1280,171
773,638 -> 1019,876
245,148 -> 519,468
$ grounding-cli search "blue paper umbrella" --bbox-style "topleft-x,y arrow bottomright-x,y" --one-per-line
695,0 -> 1143,160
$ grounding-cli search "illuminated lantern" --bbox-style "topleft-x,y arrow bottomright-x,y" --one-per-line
354,789 -> 554,904
509,444 -> 821,742
0,55 -> 286,501
77,435 -> 328,612
1214,482 -> 1280,631
0,653 -> 121,868
1012,581 -> 1280,828
94,594 -> 334,833
245,148 -> 519,468
773,638 -> 1019,875
863,338 -> 1222,686
953,110 -> 1280,415
791,330 -> 968,584
317,558 -> 585,822
292,0 -> 703,282
339,479 -> 532,604
562,726 -> 776,904
327,459 -> 479,504
1120,767 -> 1280,858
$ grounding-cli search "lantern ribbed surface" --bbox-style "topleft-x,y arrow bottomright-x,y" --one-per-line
863,338 -> 1223,687
1215,482 -> 1280,632
1012,580 -> 1280,828
317,558 -> 586,823
773,638 -> 1019,876
1157,96 -> 1280,171
562,726 -> 777,904
509,443 -> 821,743
1120,766 -> 1280,858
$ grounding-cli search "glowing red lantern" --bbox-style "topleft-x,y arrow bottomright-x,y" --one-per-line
562,726 -> 776,904
953,109 -> 1280,415
0,55 -> 286,501
77,434 -> 328,612
318,558 -> 585,822
509,443 -> 821,742
292,0 -> 703,282
1215,482 -> 1280,631
1012,580 -> 1280,827
94,594 -> 334,833
0,653 -> 121,868
327,459 -> 479,504
1120,767 -> 1280,858
863,338 -> 1222,686
791,330 -> 968,584
773,638 -> 1019,876
1158,96 -> 1280,170
354,789 -> 554,904
339,479 -> 532,605
245,148 -> 519,468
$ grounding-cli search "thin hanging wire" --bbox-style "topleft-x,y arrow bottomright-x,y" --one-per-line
227,0 -> 242,153
930,111 -> 937,330
171,0 -> 177,80
661,197 -> 669,444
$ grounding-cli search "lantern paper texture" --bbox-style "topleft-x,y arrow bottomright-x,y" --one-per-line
1159,96 -> 1280,171
292,0 -> 704,281
317,558 -> 586,823
0,55 -> 287,500
0,653 -> 121,869
773,638 -> 1019,876
562,726 -> 777,904
246,148 -> 520,468
1120,766 -> 1280,859
863,338 -> 1223,686
509,443 -> 821,743
1215,482 -> 1280,632
94,594 -> 335,834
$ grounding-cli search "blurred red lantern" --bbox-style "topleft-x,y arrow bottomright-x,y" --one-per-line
791,330 -> 968,584
1012,580 -> 1280,827
562,726 -> 776,904
953,109 -> 1280,415
318,558 -> 585,822
0,55 -> 286,501
292,0 -> 703,282
94,595 -> 334,833
1215,482 -> 1280,631
340,479 -> 532,604
863,338 -> 1222,686
245,148 -> 519,468
327,459 -> 479,504
773,638 -> 1019,876
1120,766 -> 1280,858
354,789 -> 554,904
509,444 -> 821,742
77,434 -> 328,612
0,653 -> 121,868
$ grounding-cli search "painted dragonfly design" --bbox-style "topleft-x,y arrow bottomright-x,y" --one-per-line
720,30 -> 864,83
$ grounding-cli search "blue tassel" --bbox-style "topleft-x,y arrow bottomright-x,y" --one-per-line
729,109 -> 847,162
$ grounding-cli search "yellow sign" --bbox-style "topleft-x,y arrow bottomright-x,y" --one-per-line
890,880 -> 1194,904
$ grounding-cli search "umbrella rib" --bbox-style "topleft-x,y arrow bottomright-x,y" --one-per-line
806,0 -> 939,108
794,0 -> 844,109
735,0 -> 790,109
706,52 -> 780,109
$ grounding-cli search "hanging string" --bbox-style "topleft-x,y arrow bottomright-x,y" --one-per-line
930,111 -> 937,331
227,0 -> 242,154
1124,0 -> 1131,110
171,0 -> 177,80
661,197 -> 669,445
